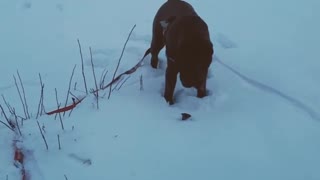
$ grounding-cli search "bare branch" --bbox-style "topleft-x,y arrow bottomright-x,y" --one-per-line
16,70 -> 30,119
0,104 -> 12,127
69,92 -> 80,101
13,108 -> 22,136
13,75 -> 27,119
140,74 -> 144,91
108,24 -> 136,99
117,76 -> 131,91
73,82 -> 77,91
63,65 -> 77,116
55,88 -> 64,130
57,134 -> 61,150
37,121 -> 48,150
90,47 -> 99,109
99,69 -> 108,89
1,95 -> 14,114
36,73 -> 45,119
112,77 -> 124,92
77,39 -> 88,94
0,119 -> 14,132
68,98 -> 76,117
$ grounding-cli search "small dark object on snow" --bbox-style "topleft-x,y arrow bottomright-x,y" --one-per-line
181,113 -> 191,120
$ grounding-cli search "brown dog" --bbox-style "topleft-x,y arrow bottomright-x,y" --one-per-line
150,0 -> 197,69
150,0 -> 214,104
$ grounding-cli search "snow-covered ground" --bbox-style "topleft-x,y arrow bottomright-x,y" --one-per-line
1,0 -> 320,179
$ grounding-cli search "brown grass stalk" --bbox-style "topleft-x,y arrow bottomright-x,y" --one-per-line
37,120 -> 48,150
77,39 -> 88,94
55,88 -> 64,130
36,73 -> 45,119
89,47 -> 99,109
13,75 -> 28,119
16,70 -> 30,119
108,24 -> 136,99
63,65 -> 77,116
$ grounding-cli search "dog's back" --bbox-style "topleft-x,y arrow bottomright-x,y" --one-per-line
150,0 -> 197,68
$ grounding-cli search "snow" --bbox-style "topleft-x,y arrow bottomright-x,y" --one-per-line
1,0 -> 320,179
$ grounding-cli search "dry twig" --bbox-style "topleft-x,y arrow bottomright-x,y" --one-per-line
77,39 -> 88,94
0,119 -> 14,132
13,75 -> 28,119
57,134 -> 61,150
36,73 -> 45,119
117,76 -> 131,91
1,95 -> 14,114
55,88 -> 64,130
37,121 -> 48,150
108,24 -> 136,99
16,70 -> 30,119
63,65 -> 77,116
13,108 -> 22,136
99,69 -> 108,88
90,47 -> 99,109
140,74 -> 144,91
0,104 -> 14,130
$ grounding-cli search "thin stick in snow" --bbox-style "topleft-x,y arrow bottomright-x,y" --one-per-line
0,104 -> 12,127
64,174 -> 69,180
69,92 -> 80,101
140,74 -> 144,91
36,73 -> 45,119
2,96 -> 25,122
63,65 -> 77,116
13,108 -> 22,136
13,75 -> 28,119
108,24 -> 136,99
99,69 -> 108,89
90,47 -> 99,109
37,121 -> 48,150
68,98 -> 76,117
1,95 -> 14,114
57,134 -> 61,150
16,70 -> 30,119
74,82 -> 77,91
117,76 -> 131,91
55,88 -> 64,130
112,76 -> 124,92
77,39 -> 88,94
0,119 -> 14,132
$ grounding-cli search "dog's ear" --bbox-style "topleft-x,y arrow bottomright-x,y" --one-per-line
160,16 -> 177,29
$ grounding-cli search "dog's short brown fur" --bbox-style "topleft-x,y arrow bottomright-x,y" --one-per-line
150,0 -> 214,104
150,0 -> 197,69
